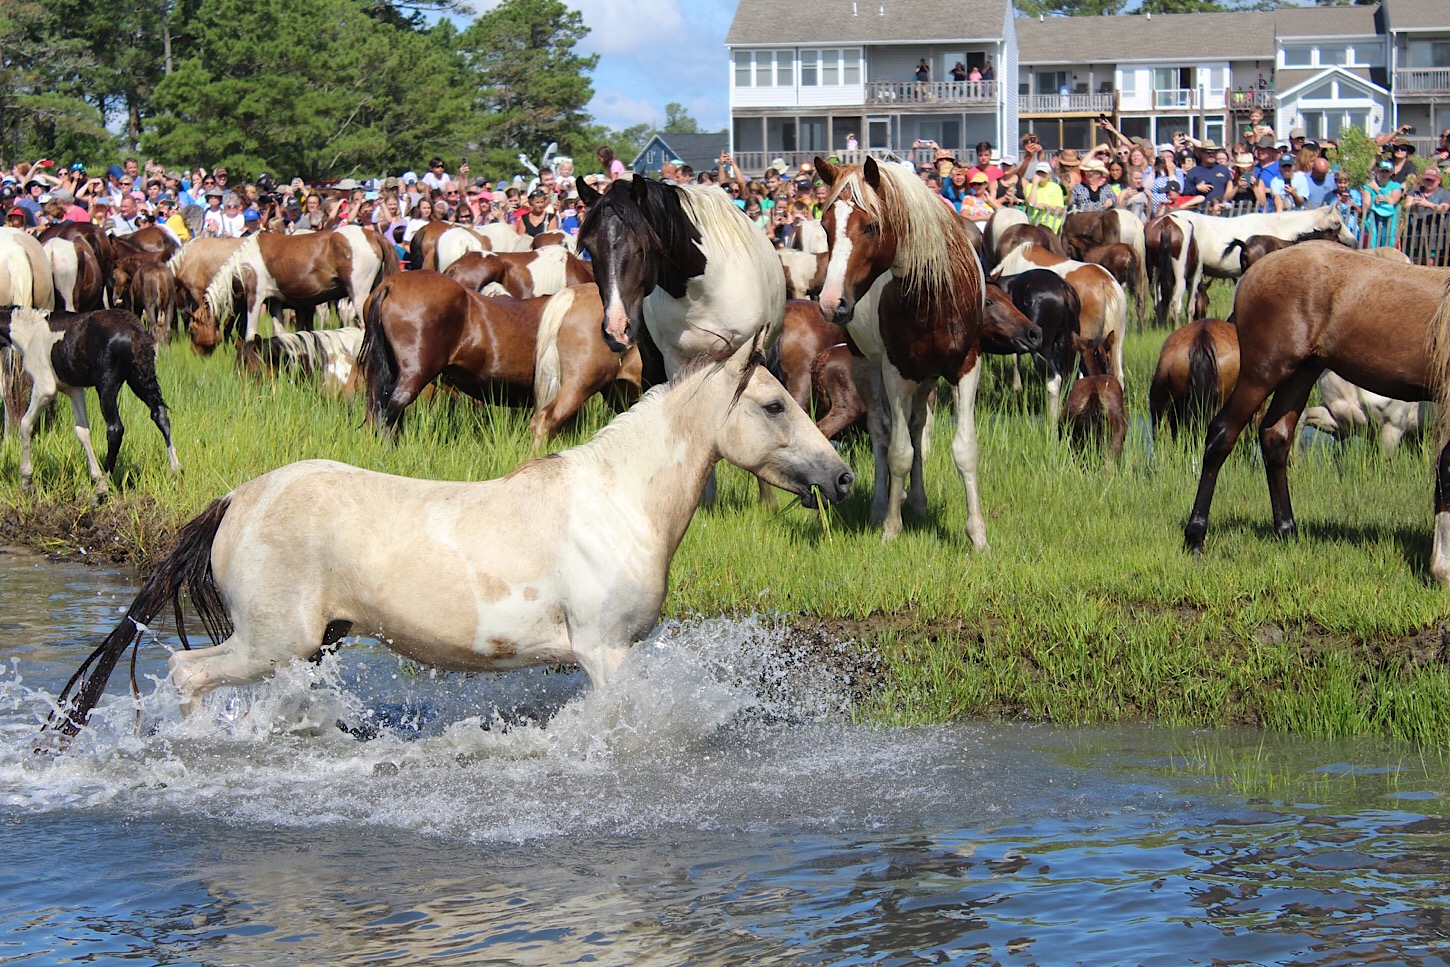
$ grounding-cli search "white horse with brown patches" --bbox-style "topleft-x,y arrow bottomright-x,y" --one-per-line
45,336 -> 854,741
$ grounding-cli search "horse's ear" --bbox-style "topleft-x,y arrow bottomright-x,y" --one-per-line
629,174 -> 650,205
814,157 -> 837,186
1103,329 -> 1118,353
578,179 -> 602,207
863,157 -> 882,190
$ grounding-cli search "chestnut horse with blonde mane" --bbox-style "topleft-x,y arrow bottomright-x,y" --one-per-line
814,155 -> 991,546
1184,242 -> 1450,585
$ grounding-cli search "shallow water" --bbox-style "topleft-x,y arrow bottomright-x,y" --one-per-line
2,545 -> 1450,966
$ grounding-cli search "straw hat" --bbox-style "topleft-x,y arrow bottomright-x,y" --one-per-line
968,172 -> 989,184
1058,149 -> 1081,167
1233,153 -> 1254,167
1079,158 -> 1108,175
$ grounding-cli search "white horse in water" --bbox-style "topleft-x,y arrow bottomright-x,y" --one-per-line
46,337 -> 854,741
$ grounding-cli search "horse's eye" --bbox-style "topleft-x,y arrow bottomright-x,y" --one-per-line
984,299 -> 994,308
862,223 -> 880,237
764,401 -> 786,416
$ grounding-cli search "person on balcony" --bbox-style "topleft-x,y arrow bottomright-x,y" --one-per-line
969,65 -> 982,82
915,59 -> 931,83
950,62 -> 967,82
981,62 -> 994,82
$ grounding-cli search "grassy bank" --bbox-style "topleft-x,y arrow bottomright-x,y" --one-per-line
3,296 -> 1448,744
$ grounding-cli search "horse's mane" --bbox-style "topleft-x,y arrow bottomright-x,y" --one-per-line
166,242 -> 189,275
826,161 -> 980,317
205,234 -> 261,322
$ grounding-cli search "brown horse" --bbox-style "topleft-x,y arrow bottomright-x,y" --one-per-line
205,226 -> 390,341
1062,331 -> 1127,465
129,261 -> 179,343
814,155 -> 993,545
1149,318 -> 1240,439
444,249 -> 594,300
1183,242 -> 1450,584
407,220 -> 455,271
529,283 -> 641,450
170,238 -> 244,353
359,272 -> 638,440
774,299 -> 864,440
1221,229 -> 1344,276
993,242 -> 1126,385
39,222 -> 114,283
993,223 -> 1065,267
112,227 -> 180,264
1083,242 -> 1144,316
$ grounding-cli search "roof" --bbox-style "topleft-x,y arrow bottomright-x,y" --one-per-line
727,0 -> 1010,45
1275,65 -> 1389,100
1385,0 -> 1449,31
1016,5 -> 1385,65
1016,11 -> 1275,64
630,133 -> 730,174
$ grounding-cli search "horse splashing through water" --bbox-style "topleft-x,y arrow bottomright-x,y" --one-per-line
1183,243 -> 1450,584
815,155 -> 996,545
0,306 -> 179,497
42,337 -> 853,743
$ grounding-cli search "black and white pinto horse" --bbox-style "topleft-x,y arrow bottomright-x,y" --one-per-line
0,305 -> 180,496
576,175 -> 786,387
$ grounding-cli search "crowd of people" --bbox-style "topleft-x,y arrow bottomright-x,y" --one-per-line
0,145 -> 643,259
4,121 -> 1449,264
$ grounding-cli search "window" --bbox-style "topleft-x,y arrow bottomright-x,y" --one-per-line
1408,40 -> 1450,69
733,50 -> 795,88
1282,46 -> 1312,68
1037,70 -> 1069,95
799,48 -> 861,87
1319,44 -> 1350,67
1119,69 -> 1137,95
734,51 -> 751,88
776,50 -> 794,87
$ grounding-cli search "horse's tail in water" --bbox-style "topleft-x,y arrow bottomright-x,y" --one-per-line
533,285 -> 575,410
359,282 -> 397,426
43,496 -> 233,743
1426,276 -> 1450,449
1187,323 -> 1223,424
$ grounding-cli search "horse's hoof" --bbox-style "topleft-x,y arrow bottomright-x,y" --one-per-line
19,477 -> 33,495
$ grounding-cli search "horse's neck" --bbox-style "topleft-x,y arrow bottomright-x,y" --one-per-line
569,381 -> 720,555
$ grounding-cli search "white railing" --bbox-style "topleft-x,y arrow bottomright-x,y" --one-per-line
1152,88 -> 1196,110
1395,67 -> 1450,96
864,80 -> 998,105
729,149 -> 910,177
1018,92 -> 1115,115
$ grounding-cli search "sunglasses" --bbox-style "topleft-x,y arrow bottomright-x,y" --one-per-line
203,180 -> 216,187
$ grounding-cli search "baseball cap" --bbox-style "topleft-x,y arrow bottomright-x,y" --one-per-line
243,208 -> 260,222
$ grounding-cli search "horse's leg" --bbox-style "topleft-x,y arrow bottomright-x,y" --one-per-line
905,382 -> 932,519
1184,377 -> 1278,553
1431,438 -> 1450,586
850,359 -> 891,524
950,358 -> 989,551
1259,366 -> 1322,541
18,379 -> 58,493
63,387 -> 109,496
130,376 -> 181,476
95,379 -> 125,476
294,305 -> 316,333
1011,354 -> 1024,393
879,363 -> 919,540
382,364 -> 437,436
168,598 -> 328,718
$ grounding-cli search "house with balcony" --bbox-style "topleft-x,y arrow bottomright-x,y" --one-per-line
1388,0 -> 1450,141
1272,5 -> 1390,144
724,0 -> 1020,175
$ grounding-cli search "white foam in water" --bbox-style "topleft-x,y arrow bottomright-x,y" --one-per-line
0,616 -> 873,840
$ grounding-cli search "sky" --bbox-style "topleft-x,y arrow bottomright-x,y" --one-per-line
467,0 -> 737,133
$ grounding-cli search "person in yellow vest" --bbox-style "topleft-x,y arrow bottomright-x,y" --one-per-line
157,195 -> 191,243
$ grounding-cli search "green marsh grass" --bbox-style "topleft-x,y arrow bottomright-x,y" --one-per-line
2,287 -> 1449,743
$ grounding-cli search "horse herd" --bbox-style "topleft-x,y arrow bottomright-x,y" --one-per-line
6,163 -> 1450,745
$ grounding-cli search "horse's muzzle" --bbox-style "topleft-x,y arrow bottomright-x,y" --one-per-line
799,468 -> 855,508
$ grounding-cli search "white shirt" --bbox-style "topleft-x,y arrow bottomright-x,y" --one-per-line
422,170 -> 450,192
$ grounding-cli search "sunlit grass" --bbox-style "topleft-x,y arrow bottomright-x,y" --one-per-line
2,285 -> 1448,743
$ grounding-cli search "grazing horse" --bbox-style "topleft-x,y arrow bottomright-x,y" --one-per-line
444,248 -> 593,300
814,155 -> 992,545
1061,211 -> 1147,309
1144,213 -> 1203,328
996,269 -> 1083,422
238,327 -> 364,396
1149,318 -> 1241,440
1062,331 -> 1127,466
1222,228 -> 1346,276
44,337 -> 853,741
0,306 -> 179,496
204,226 -> 389,341
1301,371 -> 1433,457
170,237 -> 244,351
577,175 -> 785,383
1183,243 -> 1450,584
993,243 -> 1127,385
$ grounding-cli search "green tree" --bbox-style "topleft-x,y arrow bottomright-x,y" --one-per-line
663,102 -> 700,135
1329,124 -> 1378,191
146,0 -> 470,179
458,0 -> 597,175
1013,0 -> 1125,16
0,0 -> 113,164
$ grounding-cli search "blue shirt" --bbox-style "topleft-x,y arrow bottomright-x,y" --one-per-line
1251,162 -> 1285,211
1185,164 -> 1232,202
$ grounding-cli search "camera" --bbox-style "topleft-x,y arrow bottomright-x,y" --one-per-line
1404,126 -> 1416,135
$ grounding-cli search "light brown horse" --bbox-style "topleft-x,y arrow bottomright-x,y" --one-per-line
1183,242 -> 1450,584
1062,331 -> 1127,466
205,226 -> 390,341
530,283 -> 641,450
43,236 -> 105,312
170,238 -> 244,353
444,249 -> 594,300
129,261 -> 179,343
1149,317 -> 1240,439
360,271 -> 638,440
1082,242 -> 1144,316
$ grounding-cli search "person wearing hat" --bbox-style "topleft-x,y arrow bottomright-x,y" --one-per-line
5,207 -> 26,231
1055,149 -> 1083,190
958,171 -> 996,229
1162,179 -> 1202,211
1025,161 -> 1066,232
1070,158 -> 1117,212
1405,164 -> 1450,261
1387,137 -> 1417,183
1149,144 -> 1184,215
200,186 -> 227,237
1361,159 -> 1404,248
1184,140 -> 1231,206
1250,136 -> 1287,213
